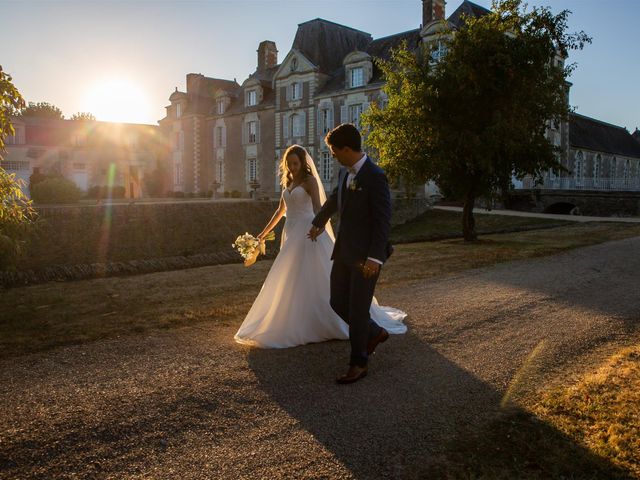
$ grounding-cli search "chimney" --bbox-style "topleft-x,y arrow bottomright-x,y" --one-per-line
257,41 -> 278,72
422,0 -> 446,25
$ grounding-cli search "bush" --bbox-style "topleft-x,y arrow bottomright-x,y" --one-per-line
223,191 -> 230,198
230,190 -> 242,198
0,169 -> 36,269
86,185 -> 126,200
30,176 -> 82,204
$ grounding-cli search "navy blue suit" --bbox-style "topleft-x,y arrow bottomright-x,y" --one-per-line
312,156 -> 392,367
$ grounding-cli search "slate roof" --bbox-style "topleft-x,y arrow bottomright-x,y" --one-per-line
221,65 -> 279,116
570,113 -> 640,159
292,18 -> 372,74
447,0 -> 492,29
185,77 -> 240,115
313,1 -> 489,96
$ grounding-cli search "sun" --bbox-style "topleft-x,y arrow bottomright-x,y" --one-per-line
83,78 -> 153,124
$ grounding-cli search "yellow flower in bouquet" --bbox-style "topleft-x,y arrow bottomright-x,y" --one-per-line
232,231 -> 276,267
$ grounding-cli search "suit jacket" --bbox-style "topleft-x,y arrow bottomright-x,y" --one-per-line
313,156 -> 393,265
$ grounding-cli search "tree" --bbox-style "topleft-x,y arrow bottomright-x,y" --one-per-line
20,101 -> 64,119
363,0 -> 591,241
71,112 -> 95,121
0,66 -> 35,268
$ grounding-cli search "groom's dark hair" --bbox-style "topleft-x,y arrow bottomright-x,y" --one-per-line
325,123 -> 362,152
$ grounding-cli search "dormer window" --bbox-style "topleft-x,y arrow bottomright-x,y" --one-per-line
176,103 -> 182,118
430,40 -> 448,64
291,82 -> 301,101
246,90 -> 257,107
217,99 -> 225,114
350,67 -> 364,88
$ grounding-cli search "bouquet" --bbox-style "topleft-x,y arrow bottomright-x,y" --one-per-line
232,231 -> 275,267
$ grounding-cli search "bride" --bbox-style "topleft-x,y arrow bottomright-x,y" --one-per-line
234,145 -> 406,348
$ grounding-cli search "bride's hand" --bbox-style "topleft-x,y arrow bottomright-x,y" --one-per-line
307,225 -> 323,241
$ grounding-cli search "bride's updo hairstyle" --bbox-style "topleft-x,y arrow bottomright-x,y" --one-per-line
280,144 -> 314,189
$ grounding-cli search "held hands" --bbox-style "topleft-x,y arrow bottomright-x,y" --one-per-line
361,259 -> 380,279
307,225 -> 324,241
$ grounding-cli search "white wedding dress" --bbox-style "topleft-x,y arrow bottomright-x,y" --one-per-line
234,184 -> 407,348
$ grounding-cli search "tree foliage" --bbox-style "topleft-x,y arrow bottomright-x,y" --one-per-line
0,66 -> 35,268
20,101 -> 64,119
363,0 -> 591,241
71,112 -> 96,121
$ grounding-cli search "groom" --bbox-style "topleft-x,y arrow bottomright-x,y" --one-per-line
308,123 -> 393,384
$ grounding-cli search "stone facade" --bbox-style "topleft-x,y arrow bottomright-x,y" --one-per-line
523,114 -> 640,191
160,0 -> 490,199
1,117 -> 168,198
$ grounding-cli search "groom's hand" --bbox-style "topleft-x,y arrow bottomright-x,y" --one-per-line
362,259 -> 380,278
307,225 -> 324,241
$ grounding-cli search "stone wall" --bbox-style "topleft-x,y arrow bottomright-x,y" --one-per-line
1,198 -> 430,287
508,190 -> 640,216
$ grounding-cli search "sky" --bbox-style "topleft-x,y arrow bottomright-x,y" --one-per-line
1,0 -> 638,131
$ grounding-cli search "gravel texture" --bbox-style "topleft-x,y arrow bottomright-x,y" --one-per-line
1,237 -> 639,479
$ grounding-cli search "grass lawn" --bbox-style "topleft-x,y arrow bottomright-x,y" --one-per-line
390,208 -> 570,244
425,343 -> 640,479
3,221 -> 640,359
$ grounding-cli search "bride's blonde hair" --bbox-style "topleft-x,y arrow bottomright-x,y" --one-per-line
280,145 -> 313,189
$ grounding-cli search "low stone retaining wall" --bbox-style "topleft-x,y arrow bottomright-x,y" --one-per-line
1,198 -> 431,288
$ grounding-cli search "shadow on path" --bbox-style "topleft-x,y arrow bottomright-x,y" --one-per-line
248,330 -> 630,479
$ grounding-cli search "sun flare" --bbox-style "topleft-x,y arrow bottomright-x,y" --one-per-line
83,79 -> 153,124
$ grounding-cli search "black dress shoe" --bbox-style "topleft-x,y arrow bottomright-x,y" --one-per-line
367,327 -> 389,355
336,366 -> 368,384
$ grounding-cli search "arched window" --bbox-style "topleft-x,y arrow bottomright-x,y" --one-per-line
574,151 -> 583,186
610,157 -> 617,177
624,159 -> 630,186
593,154 -> 601,186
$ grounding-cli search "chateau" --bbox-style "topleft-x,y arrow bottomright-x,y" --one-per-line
2,0 -> 638,203
158,0 -> 490,199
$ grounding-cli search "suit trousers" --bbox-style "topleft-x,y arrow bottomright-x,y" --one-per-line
330,257 -> 383,367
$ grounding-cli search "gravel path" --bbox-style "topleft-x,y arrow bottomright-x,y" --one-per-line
1,237 -> 639,479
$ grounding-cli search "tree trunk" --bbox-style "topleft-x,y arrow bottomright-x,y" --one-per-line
462,190 -> 477,242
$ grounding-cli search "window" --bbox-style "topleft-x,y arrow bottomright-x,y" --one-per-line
320,108 -> 332,134
174,163 -> 183,186
593,154 -> 601,185
611,157 -> 617,178
290,57 -> 298,72
216,126 -> 224,147
217,99 -> 225,114
348,104 -> 363,129
246,90 -> 257,107
430,40 -> 448,64
248,158 -> 257,181
624,159 -> 630,184
5,126 -> 25,145
0,160 -> 29,171
74,134 -> 86,146
291,82 -> 301,100
350,67 -> 364,88
176,103 -> 182,118
247,121 -> 257,143
290,114 -> 304,137
218,161 -> 224,183
321,152 -> 332,182
574,151 -> 583,185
